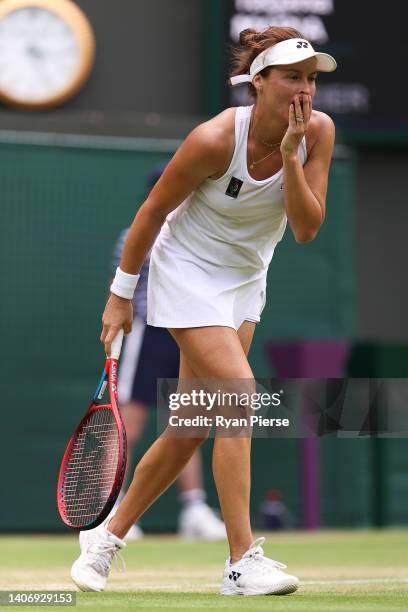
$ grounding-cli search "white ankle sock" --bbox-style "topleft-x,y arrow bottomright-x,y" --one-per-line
179,488 -> 206,508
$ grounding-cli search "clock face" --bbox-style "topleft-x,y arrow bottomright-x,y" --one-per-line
0,7 -> 80,103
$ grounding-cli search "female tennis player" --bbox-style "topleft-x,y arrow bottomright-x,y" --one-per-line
71,26 -> 337,595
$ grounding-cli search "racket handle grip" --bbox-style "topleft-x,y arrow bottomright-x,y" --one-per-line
110,329 -> 124,360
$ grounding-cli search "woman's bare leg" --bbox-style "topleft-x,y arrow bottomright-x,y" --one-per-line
170,322 -> 256,563
109,323 -> 256,551
120,401 -> 204,495
108,436 -> 204,539
108,352 -> 205,539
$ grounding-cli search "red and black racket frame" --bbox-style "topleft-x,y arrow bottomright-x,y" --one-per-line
57,358 -> 127,530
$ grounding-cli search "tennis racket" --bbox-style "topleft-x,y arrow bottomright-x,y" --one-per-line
57,330 -> 127,530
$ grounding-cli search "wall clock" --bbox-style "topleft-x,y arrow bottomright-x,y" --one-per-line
0,0 -> 95,109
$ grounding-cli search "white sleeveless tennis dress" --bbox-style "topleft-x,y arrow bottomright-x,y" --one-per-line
147,105 -> 307,330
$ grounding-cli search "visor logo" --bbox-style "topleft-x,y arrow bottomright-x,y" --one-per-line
296,41 -> 309,48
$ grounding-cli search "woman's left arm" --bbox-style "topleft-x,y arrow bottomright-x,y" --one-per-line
281,103 -> 335,243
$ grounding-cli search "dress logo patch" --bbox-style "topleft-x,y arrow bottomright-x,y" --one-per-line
225,177 -> 243,199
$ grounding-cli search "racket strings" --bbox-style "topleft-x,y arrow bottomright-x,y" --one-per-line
61,408 -> 121,526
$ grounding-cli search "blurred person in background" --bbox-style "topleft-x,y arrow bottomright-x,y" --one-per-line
109,163 -> 226,542
72,25 -> 336,596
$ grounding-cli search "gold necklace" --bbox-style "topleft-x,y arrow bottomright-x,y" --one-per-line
249,109 -> 281,170
249,145 -> 281,169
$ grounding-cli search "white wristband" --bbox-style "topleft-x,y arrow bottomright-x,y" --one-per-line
110,267 -> 140,300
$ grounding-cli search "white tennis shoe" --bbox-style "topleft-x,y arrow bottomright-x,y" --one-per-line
220,537 -> 299,596
71,519 -> 126,592
178,503 -> 227,540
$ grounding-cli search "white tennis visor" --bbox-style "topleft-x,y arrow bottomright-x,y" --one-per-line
230,38 -> 337,85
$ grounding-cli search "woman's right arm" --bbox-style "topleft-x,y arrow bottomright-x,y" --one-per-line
101,119 -> 231,355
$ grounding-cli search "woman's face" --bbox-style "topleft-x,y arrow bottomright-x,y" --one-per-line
257,57 -> 318,121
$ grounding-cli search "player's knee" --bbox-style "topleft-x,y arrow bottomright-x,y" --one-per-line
213,378 -> 256,420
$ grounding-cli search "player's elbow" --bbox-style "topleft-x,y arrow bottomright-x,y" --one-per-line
294,228 -> 318,243
294,212 -> 324,243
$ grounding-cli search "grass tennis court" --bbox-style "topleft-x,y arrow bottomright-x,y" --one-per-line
1,530 -> 407,610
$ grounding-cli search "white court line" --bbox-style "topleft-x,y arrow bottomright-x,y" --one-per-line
116,579 -> 408,590
304,578 -> 408,585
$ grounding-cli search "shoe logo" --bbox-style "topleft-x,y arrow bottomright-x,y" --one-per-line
225,177 -> 243,199
228,571 -> 242,582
